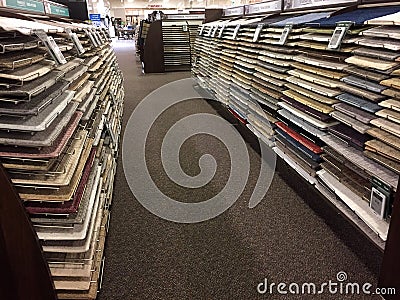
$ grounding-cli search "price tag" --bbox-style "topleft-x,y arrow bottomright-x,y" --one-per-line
182,24 -> 188,32
211,25 -> 219,37
199,25 -> 205,35
218,25 -> 225,38
370,187 -> 387,219
253,24 -> 263,42
66,28 -> 85,55
370,177 -> 392,219
328,22 -> 353,50
278,24 -> 292,45
232,24 -> 240,39
34,29 -> 66,65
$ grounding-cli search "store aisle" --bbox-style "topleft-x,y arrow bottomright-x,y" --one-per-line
99,39 -> 382,300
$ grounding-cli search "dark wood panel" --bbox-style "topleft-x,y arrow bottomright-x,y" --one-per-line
143,20 -> 165,73
379,179 -> 400,300
0,165 -> 56,300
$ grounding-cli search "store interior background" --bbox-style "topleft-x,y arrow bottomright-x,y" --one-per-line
1,0 -> 399,298
62,0 -> 255,28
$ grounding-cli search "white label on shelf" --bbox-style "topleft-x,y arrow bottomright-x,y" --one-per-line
224,6 -> 244,17
245,0 -> 281,15
328,22 -> 352,50
92,29 -> 104,45
84,28 -> 99,47
34,29 -> 66,65
66,28 -> 85,55
283,0 -> 357,10
199,25 -> 205,35
207,26 -> 213,37
233,24 -> 241,39
253,24 -> 263,42
218,25 -> 225,38
278,24 -> 292,45
100,28 -> 109,41
211,25 -> 219,37
165,14 -> 205,20
370,187 -> 387,219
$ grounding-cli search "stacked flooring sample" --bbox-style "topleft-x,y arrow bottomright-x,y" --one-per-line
192,6 -> 400,244
162,20 -> 201,71
0,13 -> 124,299
139,18 -> 202,72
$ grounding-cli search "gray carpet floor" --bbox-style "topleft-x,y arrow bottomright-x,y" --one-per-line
98,39 -> 382,300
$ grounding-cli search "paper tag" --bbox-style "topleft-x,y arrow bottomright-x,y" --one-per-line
218,25 -> 225,38
84,28 -> 99,47
34,30 -> 66,65
66,28 -> 85,55
182,24 -> 188,32
253,24 -> 263,42
211,25 -> 219,37
328,22 -> 353,50
233,24 -> 240,39
278,24 -> 292,45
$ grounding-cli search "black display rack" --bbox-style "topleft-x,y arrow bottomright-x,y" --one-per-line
141,15 -> 204,73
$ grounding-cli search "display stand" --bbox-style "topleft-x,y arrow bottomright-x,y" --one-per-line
0,164 -> 56,300
142,16 -> 203,73
143,20 -> 165,73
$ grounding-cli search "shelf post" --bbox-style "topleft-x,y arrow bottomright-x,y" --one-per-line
378,179 -> 400,300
